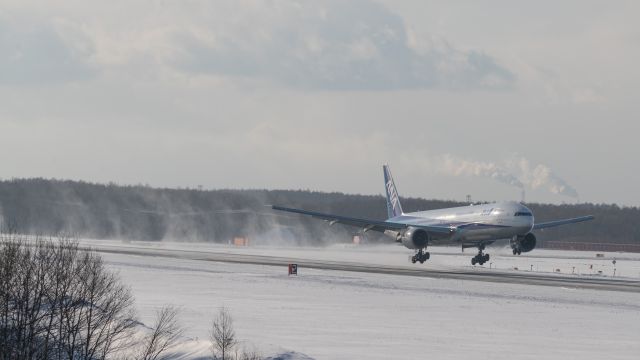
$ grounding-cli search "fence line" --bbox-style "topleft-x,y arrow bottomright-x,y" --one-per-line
544,241 -> 640,253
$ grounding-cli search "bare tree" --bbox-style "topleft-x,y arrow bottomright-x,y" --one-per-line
237,345 -> 262,360
137,305 -> 184,360
0,232 -> 138,360
209,307 -> 237,360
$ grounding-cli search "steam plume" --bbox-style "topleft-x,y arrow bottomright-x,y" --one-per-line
438,154 -> 524,189
438,154 -> 579,199
506,156 -> 579,199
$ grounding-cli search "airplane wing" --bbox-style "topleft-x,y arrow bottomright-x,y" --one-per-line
533,215 -> 595,230
271,205 -> 453,235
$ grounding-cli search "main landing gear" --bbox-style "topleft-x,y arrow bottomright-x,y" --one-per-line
411,248 -> 430,264
512,248 -> 522,255
471,245 -> 490,266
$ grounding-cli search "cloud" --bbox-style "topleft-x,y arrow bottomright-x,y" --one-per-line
0,1 -> 513,91
0,15 -> 95,85
174,0 -> 514,90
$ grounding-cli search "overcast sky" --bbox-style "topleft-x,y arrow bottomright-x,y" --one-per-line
1,0 -> 638,206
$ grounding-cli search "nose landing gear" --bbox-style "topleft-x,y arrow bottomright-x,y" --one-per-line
471,245 -> 490,266
411,248 -> 430,264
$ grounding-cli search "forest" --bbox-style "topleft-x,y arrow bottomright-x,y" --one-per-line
0,178 -> 637,247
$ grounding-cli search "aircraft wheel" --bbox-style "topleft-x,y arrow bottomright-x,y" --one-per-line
411,256 -> 417,264
512,249 -> 517,255
484,254 -> 490,262
425,252 -> 430,260
471,257 -> 477,265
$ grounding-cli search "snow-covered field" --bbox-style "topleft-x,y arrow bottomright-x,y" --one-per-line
88,239 -> 640,279
94,241 -> 640,359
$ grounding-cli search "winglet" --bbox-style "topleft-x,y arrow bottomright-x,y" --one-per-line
383,164 -> 404,219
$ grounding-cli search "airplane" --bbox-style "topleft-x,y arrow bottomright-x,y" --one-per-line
272,165 -> 594,265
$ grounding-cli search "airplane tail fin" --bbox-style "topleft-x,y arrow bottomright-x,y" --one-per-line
383,165 -> 404,219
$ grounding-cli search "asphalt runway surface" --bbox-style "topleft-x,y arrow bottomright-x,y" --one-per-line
86,244 -> 640,294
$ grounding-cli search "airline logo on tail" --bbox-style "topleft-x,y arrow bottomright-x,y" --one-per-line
384,165 -> 403,219
386,180 -> 400,213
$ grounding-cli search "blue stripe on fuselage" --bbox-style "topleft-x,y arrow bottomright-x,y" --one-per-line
387,216 -> 512,230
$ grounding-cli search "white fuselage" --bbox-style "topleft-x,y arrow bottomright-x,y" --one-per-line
386,201 -> 534,246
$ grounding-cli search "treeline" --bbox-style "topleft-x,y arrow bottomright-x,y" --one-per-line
0,178 -> 638,246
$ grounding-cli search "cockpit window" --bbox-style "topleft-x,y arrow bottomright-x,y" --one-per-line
514,211 -> 533,217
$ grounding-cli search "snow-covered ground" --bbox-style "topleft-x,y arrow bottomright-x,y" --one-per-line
95,240 -> 640,359
87,239 -> 640,279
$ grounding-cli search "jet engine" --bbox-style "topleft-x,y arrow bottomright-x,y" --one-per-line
400,227 -> 429,249
510,233 -> 537,254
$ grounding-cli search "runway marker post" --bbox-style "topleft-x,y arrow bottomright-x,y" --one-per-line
288,263 -> 298,276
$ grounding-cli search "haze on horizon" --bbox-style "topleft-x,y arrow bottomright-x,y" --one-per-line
0,0 -> 638,206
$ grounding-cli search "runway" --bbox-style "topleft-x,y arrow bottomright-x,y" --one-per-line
85,243 -> 640,293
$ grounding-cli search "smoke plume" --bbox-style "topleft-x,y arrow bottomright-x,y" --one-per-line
437,154 -> 579,199
506,156 -> 579,199
438,154 -> 524,189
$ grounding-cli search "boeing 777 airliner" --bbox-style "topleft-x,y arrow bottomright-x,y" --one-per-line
273,165 -> 594,265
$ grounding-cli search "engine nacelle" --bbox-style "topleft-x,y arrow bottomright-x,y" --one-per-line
511,233 -> 537,253
400,227 -> 429,249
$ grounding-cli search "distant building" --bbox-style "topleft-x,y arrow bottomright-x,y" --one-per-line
232,236 -> 249,246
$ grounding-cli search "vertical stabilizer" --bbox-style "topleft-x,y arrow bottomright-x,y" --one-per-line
383,165 -> 404,219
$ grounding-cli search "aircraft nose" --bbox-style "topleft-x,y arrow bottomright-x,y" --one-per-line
523,205 -> 535,230
517,204 -> 535,231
